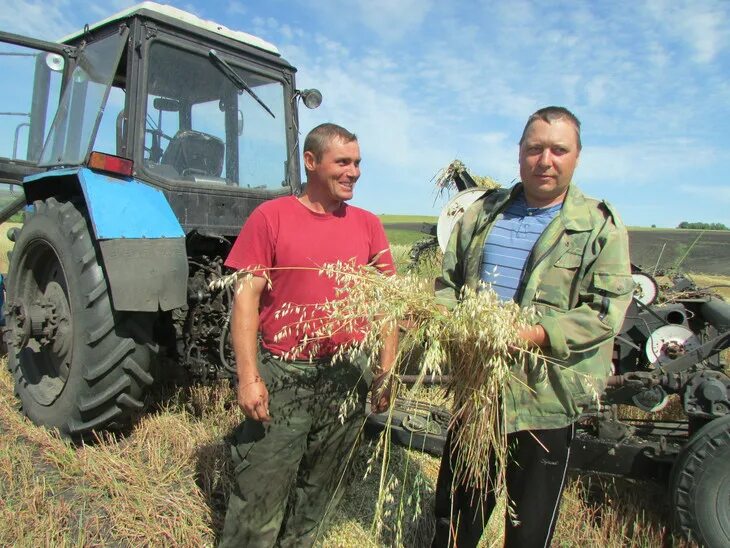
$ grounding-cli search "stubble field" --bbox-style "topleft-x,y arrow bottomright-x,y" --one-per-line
0,220 -> 722,546
380,217 -> 730,277
627,229 -> 730,275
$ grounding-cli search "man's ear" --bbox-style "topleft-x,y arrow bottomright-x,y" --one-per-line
303,150 -> 317,172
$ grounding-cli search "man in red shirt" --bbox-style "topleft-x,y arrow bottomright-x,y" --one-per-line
220,123 -> 397,547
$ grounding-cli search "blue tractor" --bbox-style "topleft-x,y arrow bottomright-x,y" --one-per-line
0,2 -> 321,438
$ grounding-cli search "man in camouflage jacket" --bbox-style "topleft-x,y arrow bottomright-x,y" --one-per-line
431,107 -> 633,548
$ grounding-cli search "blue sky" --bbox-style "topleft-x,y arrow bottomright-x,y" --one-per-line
2,0 -> 729,228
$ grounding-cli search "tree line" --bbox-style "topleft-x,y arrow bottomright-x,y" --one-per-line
677,222 -> 729,230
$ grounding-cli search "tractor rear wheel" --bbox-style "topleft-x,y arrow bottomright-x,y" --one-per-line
670,414 -> 730,546
5,197 -> 155,438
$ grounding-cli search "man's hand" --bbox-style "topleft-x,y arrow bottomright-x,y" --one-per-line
518,324 -> 549,348
370,371 -> 393,414
230,275 -> 270,421
237,377 -> 270,422
370,318 -> 399,413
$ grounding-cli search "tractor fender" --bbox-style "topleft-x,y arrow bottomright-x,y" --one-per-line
23,168 -> 187,312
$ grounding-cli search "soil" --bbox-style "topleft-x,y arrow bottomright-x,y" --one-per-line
628,229 -> 730,276
384,225 -> 730,276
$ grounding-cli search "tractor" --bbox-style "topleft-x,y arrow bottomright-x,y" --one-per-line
0,2 -> 322,436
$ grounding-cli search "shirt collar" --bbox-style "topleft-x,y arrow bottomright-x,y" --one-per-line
512,190 -> 563,216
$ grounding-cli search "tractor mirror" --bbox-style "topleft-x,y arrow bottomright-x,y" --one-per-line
153,97 -> 180,112
297,89 -> 322,109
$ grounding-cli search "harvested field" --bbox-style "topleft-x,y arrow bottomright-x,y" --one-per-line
628,229 -> 730,275
0,363 -> 691,547
384,223 -> 730,276
383,222 -> 434,235
0,220 -> 720,546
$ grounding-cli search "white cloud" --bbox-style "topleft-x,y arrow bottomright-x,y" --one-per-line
274,0 -> 433,42
357,0 -> 433,40
226,1 -> 247,17
0,0 -> 76,39
87,0 -> 137,20
645,0 -> 729,64
577,139 -> 722,208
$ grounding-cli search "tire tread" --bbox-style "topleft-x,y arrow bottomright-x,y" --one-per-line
8,197 -> 157,440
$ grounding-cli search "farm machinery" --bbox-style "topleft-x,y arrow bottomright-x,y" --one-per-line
371,162 -> 730,546
0,2 -> 322,435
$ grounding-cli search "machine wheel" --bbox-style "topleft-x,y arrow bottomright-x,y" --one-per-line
5,197 -> 155,438
407,237 -> 440,272
670,414 -> 730,546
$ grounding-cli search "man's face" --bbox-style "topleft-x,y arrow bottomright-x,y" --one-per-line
304,138 -> 361,203
519,118 -> 580,207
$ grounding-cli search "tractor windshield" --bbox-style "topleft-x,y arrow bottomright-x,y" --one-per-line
142,41 -> 289,191
38,29 -> 128,167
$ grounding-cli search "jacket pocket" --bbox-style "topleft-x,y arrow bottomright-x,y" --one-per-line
593,272 -> 635,297
554,249 -> 582,268
534,249 -> 582,310
592,273 -> 634,322
559,368 -> 602,412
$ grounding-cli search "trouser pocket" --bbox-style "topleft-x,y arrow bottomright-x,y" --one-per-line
230,420 -> 265,477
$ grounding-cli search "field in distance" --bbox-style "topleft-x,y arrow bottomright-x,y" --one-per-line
628,228 -> 730,276
383,217 -> 730,276
379,214 -> 438,224
2,215 -> 728,276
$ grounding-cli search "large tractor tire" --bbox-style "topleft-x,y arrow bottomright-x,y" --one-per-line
670,414 -> 730,547
5,197 -> 155,438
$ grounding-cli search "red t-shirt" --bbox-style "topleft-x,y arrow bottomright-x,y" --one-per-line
225,195 -> 395,359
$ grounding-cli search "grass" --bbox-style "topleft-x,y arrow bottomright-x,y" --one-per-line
0,221 -> 20,273
0,226 -> 722,546
689,273 -> 730,299
628,226 -> 730,232
385,228 -> 429,246
379,214 -> 438,224
0,366 -> 230,545
0,360 -> 693,546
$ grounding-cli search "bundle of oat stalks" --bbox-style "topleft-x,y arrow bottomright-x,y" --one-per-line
215,260 -> 539,497
433,159 -> 501,194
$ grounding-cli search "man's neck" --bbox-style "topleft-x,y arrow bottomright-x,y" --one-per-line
523,189 -> 567,209
298,187 -> 342,214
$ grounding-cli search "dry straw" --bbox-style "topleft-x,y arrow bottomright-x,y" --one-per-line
433,159 -> 501,195
213,258 -> 541,526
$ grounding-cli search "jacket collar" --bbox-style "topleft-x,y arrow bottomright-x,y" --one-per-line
508,182 -> 594,232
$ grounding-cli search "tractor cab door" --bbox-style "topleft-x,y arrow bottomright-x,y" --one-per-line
0,31 -> 75,222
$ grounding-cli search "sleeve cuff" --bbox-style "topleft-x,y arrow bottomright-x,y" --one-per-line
538,316 -> 570,360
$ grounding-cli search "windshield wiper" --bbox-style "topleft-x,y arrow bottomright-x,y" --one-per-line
208,49 -> 275,118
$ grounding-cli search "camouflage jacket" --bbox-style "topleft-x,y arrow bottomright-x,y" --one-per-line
435,183 -> 633,432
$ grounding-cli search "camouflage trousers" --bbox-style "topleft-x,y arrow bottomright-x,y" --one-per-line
219,351 -> 367,548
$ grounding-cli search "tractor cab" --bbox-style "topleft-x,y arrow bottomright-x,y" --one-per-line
0,2 -> 319,234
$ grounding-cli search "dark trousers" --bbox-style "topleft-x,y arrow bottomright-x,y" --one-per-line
220,352 -> 367,548
432,423 -> 575,548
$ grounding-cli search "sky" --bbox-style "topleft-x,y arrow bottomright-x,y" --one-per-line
1,0 -> 729,228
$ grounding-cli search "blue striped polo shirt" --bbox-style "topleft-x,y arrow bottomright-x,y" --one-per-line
480,192 -> 562,302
